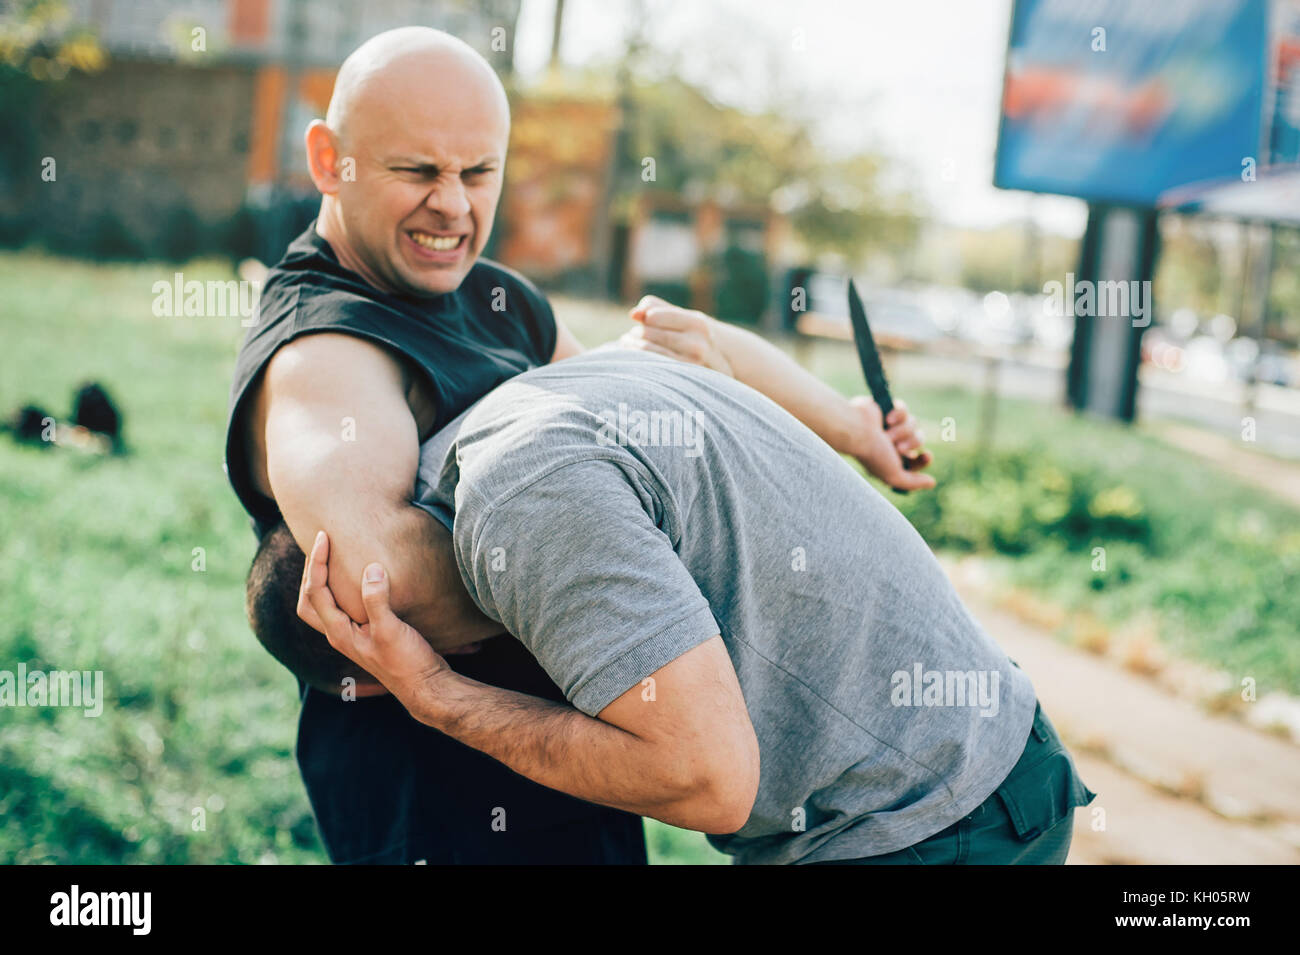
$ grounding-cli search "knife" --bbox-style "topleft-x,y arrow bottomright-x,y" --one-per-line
847,278 -> 922,494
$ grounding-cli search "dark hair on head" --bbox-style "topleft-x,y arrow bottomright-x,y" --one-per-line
245,521 -> 372,693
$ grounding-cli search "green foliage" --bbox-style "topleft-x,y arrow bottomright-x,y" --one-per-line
948,224 -> 1077,295
896,447 -> 1152,556
615,76 -> 920,267
1265,227 -> 1300,346
1154,216 -> 1225,321
222,205 -> 261,261
787,153 -> 922,267
644,820 -> 728,865
0,1 -> 108,80
641,279 -> 692,306
85,211 -> 144,261
0,0 -> 108,234
1157,215 -> 1300,347
709,244 -> 770,324
158,207 -> 204,264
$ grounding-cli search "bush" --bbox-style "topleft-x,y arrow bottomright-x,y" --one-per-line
85,211 -> 143,260
158,206 -> 203,263
896,446 -> 1152,556
711,244 -> 769,324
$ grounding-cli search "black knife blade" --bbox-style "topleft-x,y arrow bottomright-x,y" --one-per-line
847,278 -> 916,493
847,278 -> 895,419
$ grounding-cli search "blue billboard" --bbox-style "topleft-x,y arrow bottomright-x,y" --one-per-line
994,0 -> 1269,206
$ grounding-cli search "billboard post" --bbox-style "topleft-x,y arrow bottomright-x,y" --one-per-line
1065,205 -> 1160,421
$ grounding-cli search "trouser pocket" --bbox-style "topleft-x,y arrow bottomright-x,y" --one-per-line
994,703 -> 1096,841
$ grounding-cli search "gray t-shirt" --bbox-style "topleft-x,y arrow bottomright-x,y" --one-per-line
423,348 -> 1036,864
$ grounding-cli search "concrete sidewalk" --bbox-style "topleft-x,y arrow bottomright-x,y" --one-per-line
950,571 -> 1300,865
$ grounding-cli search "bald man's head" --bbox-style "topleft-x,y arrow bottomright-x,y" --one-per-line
306,27 -> 511,297
325,28 -> 509,147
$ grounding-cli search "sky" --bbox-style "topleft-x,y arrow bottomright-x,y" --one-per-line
513,0 -> 1090,237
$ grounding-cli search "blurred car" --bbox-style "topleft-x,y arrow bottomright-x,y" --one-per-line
1252,342 -> 1298,387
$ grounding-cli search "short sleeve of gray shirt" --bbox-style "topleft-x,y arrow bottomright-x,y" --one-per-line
455,458 -> 721,716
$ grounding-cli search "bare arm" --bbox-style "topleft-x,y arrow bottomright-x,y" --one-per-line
553,299 -> 928,490
299,530 -> 761,833
621,296 -> 934,490
257,333 -> 498,650
420,636 -> 757,831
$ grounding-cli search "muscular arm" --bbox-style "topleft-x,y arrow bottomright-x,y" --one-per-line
255,308 -> 582,646
414,636 -> 759,831
298,530 -> 760,832
255,333 -> 498,650
297,453 -> 763,833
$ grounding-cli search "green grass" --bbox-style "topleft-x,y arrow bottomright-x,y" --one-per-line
0,252 -> 317,862
2,252 -> 1293,865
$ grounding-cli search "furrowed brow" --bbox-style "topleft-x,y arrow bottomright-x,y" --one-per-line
387,154 -> 500,170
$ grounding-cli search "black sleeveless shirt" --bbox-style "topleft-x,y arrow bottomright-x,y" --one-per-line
226,223 -> 557,533
224,224 -> 645,864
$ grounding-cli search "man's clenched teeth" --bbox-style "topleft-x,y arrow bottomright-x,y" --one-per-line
410,231 -> 463,251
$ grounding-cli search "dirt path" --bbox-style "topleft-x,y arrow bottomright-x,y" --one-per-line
951,579 -> 1300,865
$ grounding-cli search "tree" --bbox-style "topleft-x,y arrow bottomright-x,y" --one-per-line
613,75 -> 920,268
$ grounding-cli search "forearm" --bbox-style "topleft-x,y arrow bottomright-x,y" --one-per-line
711,320 -> 862,453
409,668 -> 735,832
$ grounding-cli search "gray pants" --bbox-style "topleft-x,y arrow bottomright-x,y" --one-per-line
813,701 -> 1095,865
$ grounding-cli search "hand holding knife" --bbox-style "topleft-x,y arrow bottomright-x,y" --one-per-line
847,278 -> 930,494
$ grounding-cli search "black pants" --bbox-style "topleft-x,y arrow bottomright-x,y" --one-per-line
295,636 -> 647,865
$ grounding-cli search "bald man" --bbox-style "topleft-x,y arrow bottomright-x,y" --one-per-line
226,27 -> 932,864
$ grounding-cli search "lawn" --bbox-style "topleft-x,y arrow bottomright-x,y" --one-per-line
1,252 -> 1294,865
